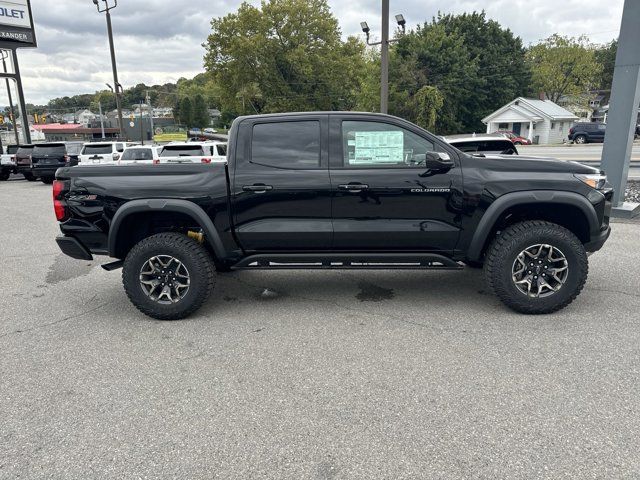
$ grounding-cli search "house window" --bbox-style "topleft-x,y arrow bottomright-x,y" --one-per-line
498,123 -> 509,130
551,122 -> 556,129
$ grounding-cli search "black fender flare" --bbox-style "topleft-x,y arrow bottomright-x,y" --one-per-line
466,190 -> 600,262
108,199 -> 227,259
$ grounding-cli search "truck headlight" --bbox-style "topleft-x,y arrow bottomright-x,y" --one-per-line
575,173 -> 607,190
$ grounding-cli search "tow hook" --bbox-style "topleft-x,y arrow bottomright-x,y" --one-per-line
187,230 -> 204,243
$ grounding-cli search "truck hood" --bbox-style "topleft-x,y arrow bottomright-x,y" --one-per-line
472,154 -> 601,175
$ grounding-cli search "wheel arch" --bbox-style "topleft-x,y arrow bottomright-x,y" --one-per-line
108,199 -> 227,260
466,191 -> 600,262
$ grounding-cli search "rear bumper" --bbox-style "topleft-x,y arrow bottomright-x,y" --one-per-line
584,226 -> 611,253
33,165 -> 65,177
56,235 -> 93,261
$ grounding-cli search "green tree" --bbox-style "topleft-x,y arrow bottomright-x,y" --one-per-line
414,86 -> 444,131
437,11 -> 531,131
526,34 -> 602,103
179,97 -> 193,127
390,22 -> 480,134
193,94 -> 210,128
203,0 -> 366,115
594,40 -> 617,90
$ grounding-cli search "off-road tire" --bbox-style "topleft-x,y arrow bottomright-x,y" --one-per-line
122,232 -> 216,320
484,220 -> 588,314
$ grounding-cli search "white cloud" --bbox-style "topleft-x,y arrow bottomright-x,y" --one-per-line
9,0 -> 625,105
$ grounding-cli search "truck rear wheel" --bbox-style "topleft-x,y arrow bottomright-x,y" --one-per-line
122,232 -> 216,320
484,221 -> 588,314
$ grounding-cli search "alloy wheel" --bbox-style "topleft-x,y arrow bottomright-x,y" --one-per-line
139,255 -> 190,304
511,244 -> 569,298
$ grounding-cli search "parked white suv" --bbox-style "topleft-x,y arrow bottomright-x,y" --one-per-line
117,146 -> 160,165
0,144 -> 19,180
78,142 -> 137,165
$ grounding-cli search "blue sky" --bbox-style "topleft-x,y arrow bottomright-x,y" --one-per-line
15,0 -> 625,104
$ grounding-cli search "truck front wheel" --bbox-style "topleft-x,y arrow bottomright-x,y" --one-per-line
122,232 -> 216,320
484,221 -> 588,314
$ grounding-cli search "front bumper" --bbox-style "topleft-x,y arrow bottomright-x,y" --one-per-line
56,235 -> 93,261
584,225 -> 611,253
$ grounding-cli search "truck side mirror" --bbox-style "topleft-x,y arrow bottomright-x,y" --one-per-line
422,151 -> 453,171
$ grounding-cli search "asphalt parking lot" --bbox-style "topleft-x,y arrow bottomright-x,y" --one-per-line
1,177 -> 640,479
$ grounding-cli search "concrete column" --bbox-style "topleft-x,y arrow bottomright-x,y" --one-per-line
600,0 -> 640,216
528,121 -> 533,141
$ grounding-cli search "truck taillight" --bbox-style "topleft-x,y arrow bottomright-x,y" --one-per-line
52,180 -> 69,221
201,158 -> 212,164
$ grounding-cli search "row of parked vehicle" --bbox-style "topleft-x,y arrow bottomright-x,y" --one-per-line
0,139 -> 228,183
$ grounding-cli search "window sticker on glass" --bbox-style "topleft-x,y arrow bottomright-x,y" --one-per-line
351,131 -> 404,165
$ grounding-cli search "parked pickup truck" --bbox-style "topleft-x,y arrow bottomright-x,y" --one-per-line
53,112 -> 612,320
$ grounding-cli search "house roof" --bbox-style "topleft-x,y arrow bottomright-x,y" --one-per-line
483,97 -> 578,124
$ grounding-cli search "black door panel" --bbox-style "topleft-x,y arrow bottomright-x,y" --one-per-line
232,116 -> 332,251
329,115 -> 463,252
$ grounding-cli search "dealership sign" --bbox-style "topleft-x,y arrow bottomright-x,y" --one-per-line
0,0 -> 36,47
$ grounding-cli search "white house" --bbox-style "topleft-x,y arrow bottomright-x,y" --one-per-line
482,97 -> 578,144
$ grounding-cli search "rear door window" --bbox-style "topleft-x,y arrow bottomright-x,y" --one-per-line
251,121 -> 320,169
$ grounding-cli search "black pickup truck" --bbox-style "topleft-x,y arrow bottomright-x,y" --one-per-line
53,112 -> 612,320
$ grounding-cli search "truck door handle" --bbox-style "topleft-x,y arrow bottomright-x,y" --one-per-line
243,184 -> 273,193
338,183 -> 369,191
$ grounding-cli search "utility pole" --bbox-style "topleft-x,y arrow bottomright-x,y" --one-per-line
1,51 -> 19,145
93,0 -> 124,139
361,6 -> 405,114
98,100 -> 105,139
139,100 -> 144,145
146,90 -> 154,142
600,0 -> 640,218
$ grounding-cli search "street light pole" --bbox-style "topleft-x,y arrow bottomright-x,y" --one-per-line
380,0 -> 390,114
93,0 -> 124,139
361,6 -> 405,114
1,51 -> 19,145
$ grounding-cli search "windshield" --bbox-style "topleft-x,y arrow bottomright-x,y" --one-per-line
121,148 -> 154,161
33,144 -> 66,156
160,145 -> 205,157
82,144 -> 113,155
